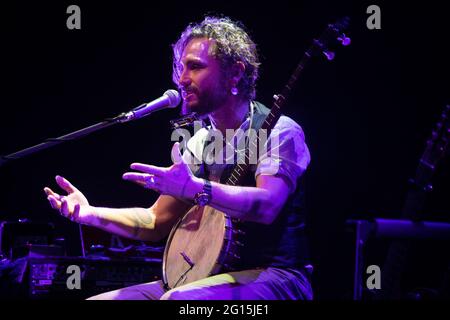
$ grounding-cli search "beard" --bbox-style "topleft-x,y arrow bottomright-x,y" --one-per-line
181,79 -> 228,116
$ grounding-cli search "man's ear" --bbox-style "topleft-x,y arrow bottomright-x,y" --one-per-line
230,61 -> 245,87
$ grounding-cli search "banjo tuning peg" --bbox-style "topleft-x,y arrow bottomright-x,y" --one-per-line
338,34 -> 351,46
323,50 -> 335,61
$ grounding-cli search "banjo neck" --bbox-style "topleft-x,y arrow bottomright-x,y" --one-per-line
226,18 -> 350,187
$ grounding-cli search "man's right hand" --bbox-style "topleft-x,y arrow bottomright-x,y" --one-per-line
44,175 -> 91,224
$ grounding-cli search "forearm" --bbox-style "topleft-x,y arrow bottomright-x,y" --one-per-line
190,178 -> 282,224
83,206 -> 160,242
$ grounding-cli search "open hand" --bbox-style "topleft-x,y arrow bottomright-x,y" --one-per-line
122,142 -> 201,200
44,175 -> 90,224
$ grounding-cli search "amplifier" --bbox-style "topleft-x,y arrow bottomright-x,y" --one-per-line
28,256 -> 162,299
0,221 -> 55,259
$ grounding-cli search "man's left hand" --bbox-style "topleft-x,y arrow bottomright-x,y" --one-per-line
122,142 -> 201,200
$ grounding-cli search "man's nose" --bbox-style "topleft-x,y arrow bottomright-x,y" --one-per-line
179,70 -> 191,87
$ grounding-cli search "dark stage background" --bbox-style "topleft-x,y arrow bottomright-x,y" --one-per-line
1,1 -> 449,299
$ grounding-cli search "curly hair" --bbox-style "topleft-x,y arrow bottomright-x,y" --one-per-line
172,16 -> 260,100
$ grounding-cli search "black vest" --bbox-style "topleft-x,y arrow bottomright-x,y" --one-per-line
193,101 -> 310,270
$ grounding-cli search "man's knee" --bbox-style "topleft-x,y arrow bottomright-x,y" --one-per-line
86,291 -> 120,300
161,288 -> 202,300
160,289 -> 183,300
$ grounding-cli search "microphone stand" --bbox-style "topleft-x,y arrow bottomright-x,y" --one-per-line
0,110 -> 139,168
0,109 -> 146,257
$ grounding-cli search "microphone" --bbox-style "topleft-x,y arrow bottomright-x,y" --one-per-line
119,89 -> 181,122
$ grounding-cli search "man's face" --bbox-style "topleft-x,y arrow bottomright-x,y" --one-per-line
177,37 -> 228,116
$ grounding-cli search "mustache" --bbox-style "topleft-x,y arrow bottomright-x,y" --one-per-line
180,86 -> 198,97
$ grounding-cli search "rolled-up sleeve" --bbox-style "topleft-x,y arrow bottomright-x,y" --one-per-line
255,116 -> 311,194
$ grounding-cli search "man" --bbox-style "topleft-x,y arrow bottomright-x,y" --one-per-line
44,16 -> 312,300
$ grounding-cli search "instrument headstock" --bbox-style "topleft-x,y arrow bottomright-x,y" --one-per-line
422,105 -> 450,170
308,17 -> 351,62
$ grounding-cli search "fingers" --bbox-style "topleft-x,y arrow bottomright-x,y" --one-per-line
60,197 -> 70,216
129,163 -> 166,176
45,182 -> 77,221
47,194 -> 76,221
55,175 -> 77,194
73,203 -> 81,222
44,187 -> 61,199
171,142 -> 183,164
122,172 -> 149,184
47,195 -> 61,210
122,173 -> 160,189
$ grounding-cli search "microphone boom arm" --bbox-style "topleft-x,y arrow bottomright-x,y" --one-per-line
0,91 -> 179,167
1,113 -> 125,167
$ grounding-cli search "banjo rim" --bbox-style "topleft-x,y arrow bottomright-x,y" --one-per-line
161,205 -> 235,290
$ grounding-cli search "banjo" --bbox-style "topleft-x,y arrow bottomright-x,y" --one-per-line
162,18 -> 350,290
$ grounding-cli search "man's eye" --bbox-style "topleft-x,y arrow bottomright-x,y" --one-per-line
191,63 -> 202,69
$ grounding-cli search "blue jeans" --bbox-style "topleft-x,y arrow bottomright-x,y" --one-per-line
87,267 -> 313,300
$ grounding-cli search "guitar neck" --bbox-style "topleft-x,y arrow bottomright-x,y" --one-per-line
378,105 -> 450,299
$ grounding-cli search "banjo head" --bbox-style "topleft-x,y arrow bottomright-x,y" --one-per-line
163,205 -> 229,289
